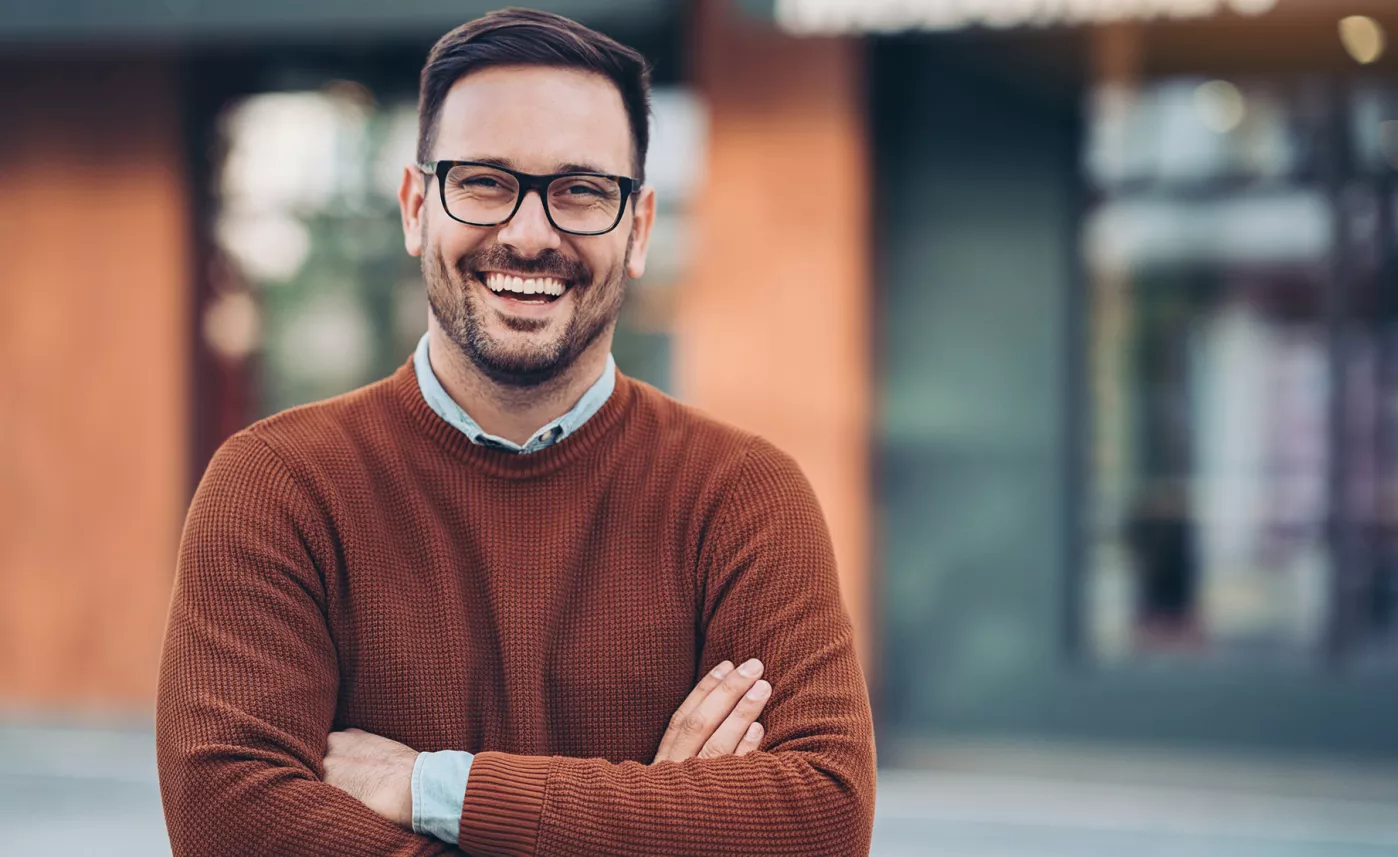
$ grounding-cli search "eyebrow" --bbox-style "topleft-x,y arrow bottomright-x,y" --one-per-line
451,156 -> 620,176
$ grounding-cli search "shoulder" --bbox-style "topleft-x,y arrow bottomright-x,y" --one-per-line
192,374 -> 408,543
621,376 -> 813,506
227,372 -> 405,478
621,376 -> 772,469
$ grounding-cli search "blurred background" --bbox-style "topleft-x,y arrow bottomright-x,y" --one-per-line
3,0 -> 1398,854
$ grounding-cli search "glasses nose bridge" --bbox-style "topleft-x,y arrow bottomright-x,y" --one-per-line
511,175 -> 556,224
521,170 -> 553,201
497,176 -> 560,247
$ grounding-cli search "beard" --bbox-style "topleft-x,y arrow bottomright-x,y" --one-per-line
423,237 -> 629,389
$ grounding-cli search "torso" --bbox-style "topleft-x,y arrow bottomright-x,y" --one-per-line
254,366 -> 748,762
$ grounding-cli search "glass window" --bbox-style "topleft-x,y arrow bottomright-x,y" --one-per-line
1083,75 -> 1398,668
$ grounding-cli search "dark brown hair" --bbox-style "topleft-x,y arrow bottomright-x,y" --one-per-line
417,7 -> 652,183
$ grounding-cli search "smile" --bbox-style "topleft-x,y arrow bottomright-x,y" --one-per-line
479,271 -> 570,303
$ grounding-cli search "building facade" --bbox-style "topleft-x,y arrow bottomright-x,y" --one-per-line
2,0 -> 1395,764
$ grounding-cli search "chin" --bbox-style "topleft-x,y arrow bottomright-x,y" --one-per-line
471,336 -> 571,384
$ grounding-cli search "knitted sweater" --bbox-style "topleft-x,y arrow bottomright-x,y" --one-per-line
156,358 -> 876,856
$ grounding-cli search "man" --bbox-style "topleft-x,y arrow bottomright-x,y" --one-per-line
156,8 -> 875,856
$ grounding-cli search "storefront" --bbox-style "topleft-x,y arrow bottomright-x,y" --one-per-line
829,0 -> 1398,759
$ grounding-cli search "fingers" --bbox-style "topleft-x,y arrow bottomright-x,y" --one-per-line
698,679 -> 770,759
662,658 -> 765,762
654,660 -> 734,762
734,721 -> 765,756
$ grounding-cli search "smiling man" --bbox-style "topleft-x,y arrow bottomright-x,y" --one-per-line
156,8 -> 875,856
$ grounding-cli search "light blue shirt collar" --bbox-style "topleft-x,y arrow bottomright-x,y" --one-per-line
412,332 -> 616,454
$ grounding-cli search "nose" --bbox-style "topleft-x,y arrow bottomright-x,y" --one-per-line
496,189 -> 562,256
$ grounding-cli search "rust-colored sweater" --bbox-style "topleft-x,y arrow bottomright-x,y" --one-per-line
156,358 -> 876,856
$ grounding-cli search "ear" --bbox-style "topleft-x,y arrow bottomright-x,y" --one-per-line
399,163 -> 427,257
624,185 -> 656,280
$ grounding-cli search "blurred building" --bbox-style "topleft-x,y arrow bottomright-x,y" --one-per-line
3,0 -> 1397,790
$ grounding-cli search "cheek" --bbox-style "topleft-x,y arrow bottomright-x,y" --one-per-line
577,241 -> 626,285
431,225 -> 488,266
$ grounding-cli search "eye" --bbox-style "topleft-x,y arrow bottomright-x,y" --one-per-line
551,177 -> 619,202
562,182 -> 605,197
445,166 -> 517,195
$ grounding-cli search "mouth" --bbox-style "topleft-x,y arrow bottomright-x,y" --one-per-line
477,271 -> 571,305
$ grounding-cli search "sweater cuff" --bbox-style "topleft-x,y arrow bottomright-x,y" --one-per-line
456,752 -> 550,857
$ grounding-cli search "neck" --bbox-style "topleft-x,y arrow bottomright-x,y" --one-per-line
425,317 -> 613,445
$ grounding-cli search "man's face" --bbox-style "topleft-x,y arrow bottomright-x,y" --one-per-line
400,64 -> 654,387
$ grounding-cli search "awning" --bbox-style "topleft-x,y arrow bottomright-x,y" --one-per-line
739,0 -> 1345,36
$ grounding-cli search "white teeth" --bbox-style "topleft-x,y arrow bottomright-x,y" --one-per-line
483,272 -> 567,297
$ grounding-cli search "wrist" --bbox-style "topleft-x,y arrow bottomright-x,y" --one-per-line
396,750 -> 420,829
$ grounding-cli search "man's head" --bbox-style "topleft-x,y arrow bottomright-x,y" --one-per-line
399,8 -> 655,388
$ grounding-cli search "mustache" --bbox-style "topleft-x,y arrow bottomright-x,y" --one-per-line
454,246 -> 591,285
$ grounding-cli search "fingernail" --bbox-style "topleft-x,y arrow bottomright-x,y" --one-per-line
746,680 -> 770,700
712,661 -> 734,678
739,658 -> 763,677
746,722 -> 763,739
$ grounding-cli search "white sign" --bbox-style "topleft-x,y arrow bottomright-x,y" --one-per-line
775,0 -> 1279,35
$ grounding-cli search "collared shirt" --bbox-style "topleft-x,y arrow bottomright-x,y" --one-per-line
408,331 -> 616,844
412,332 -> 616,455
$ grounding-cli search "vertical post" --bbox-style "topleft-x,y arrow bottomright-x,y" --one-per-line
1083,23 -> 1144,659
682,1 -> 874,674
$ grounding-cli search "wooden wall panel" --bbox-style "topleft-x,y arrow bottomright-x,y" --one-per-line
0,58 -> 189,714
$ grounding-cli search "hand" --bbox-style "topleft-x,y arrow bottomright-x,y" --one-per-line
324,727 -> 418,829
652,658 -> 771,764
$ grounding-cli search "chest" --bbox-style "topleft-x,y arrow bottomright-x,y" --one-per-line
325,484 -> 702,760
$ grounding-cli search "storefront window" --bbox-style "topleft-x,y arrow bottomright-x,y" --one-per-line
1083,75 -> 1398,668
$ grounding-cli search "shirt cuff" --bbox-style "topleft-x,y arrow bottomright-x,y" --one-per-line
411,749 -> 474,844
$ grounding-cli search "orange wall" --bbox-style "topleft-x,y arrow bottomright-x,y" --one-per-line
0,59 -> 189,714
681,3 -> 874,673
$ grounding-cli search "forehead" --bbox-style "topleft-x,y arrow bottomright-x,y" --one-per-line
434,64 -> 633,175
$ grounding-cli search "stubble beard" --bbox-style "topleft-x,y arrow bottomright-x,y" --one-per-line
423,237 -> 630,389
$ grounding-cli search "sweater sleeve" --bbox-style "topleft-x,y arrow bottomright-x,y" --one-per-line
454,438 -> 877,856
156,432 -> 461,857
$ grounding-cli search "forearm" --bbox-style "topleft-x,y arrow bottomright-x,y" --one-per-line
456,749 -> 873,857
158,434 -> 466,857
158,744 -> 463,857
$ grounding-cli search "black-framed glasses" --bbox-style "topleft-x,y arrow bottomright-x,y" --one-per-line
420,160 -> 638,236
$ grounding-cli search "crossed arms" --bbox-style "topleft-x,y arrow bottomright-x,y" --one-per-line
319,656 -> 776,837
156,433 -> 876,856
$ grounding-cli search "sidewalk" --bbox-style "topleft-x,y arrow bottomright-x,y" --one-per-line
871,741 -> 1398,857
0,723 -> 168,857
3,724 -> 1396,856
